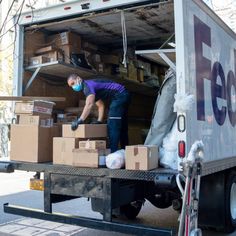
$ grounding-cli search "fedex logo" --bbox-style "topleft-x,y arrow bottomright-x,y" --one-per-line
194,16 -> 236,126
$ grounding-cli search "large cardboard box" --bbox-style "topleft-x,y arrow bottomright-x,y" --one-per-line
125,145 -> 158,170
53,137 -> 80,165
10,125 -> 59,163
14,101 -> 54,117
79,140 -> 106,150
19,115 -> 53,127
47,31 -> 81,48
62,124 -> 107,138
101,55 -> 119,65
73,149 -> 110,168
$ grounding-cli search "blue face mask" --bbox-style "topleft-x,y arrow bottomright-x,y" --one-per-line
72,83 -> 83,92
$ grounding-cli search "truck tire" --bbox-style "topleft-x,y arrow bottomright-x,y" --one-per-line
199,170 -> 236,233
120,200 -> 144,220
147,193 -> 172,209
224,171 -> 236,233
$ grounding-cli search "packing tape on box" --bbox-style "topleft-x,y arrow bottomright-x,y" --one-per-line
135,162 -> 140,170
134,147 -> 139,156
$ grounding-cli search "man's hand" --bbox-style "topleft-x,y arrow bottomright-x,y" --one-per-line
90,120 -> 103,124
71,118 -> 84,131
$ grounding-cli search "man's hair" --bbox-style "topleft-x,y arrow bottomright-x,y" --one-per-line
67,73 -> 79,82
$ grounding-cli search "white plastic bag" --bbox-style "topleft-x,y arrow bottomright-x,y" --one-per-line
159,121 -> 178,169
106,149 -> 125,169
174,93 -> 194,113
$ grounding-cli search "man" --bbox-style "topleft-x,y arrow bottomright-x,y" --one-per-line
67,74 -> 131,152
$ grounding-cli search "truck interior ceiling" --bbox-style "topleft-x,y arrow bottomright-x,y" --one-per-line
23,0 -> 175,145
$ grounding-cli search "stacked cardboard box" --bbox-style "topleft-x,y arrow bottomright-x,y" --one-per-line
28,31 -> 81,66
11,101 -> 60,163
47,31 -> 81,64
53,124 -> 109,167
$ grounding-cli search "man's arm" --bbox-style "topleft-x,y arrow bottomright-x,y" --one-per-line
96,99 -> 105,122
80,94 -> 95,121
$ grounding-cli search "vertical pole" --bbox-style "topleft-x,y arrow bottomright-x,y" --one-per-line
44,172 -> 52,213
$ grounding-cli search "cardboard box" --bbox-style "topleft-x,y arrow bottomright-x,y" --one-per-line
43,50 -> 63,62
47,31 -> 81,48
15,101 -> 54,117
102,55 -> 119,65
125,145 -> 158,170
29,56 -> 49,66
53,137 -> 80,165
128,61 -> 138,81
95,63 -> 104,73
60,45 -> 80,64
10,125 -> 58,163
62,124 -> 107,138
19,115 -> 53,127
35,46 -> 55,55
137,68 -> 144,82
73,149 -> 110,168
81,41 -> 98,52
79,140 -> 106,150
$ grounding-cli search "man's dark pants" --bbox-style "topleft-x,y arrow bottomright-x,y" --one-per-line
108,90 -> 131,152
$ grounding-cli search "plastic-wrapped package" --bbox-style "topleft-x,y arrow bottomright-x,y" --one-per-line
144,68 -> 176,147
159,121 -> 178,169
106,149 -> 125,169
174,93 -> 195,113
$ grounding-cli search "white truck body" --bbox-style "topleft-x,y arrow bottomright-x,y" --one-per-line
175,0 -> 236,174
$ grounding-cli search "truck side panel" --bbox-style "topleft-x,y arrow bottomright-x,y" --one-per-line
182,0 -> 236,163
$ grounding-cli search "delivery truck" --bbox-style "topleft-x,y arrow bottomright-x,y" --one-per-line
1,0 -> 236,235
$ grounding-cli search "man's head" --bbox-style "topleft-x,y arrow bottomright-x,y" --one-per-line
67,74 -> 83,92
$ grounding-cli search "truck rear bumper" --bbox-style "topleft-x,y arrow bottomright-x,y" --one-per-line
0,161 -> 177,181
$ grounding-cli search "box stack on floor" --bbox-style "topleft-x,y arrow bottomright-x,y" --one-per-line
10,100 -> 61,163
53,123 -> 110,167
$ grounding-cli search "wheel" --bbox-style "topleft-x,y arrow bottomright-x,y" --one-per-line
147,192 -> 172,209
224,171 -> 236,233
199,170 -> 236,233
120,200 -> 144,220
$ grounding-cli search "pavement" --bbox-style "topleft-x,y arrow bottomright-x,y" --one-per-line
0,169 -> 236,236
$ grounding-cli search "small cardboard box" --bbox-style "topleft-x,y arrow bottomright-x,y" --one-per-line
128,62 -> 138,81
10,125 -> 58,163
35,46 -> 55,55
29,56 -> 49,66
43,50 -> 63,62
137,68 -> 144,82
73,149 -> 110,168
19,115 -> 54,127
53,137 -> 80,165
125,145 -> 158,170
79,140 -> 106,150
19,115 -> 42,125
15,101 -> 54,117
62,124 -> 107,138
